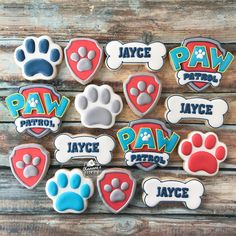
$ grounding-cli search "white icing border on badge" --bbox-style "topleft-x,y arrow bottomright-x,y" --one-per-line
105,41 -> 166,71
142,177 -> 204,210
54,133 -> 115,165
165,95 -> 229,128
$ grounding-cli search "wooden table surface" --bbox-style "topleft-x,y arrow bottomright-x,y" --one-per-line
0,0 -> 236,235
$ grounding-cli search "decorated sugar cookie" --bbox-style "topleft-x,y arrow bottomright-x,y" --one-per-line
14,36 -> 63,81
169,37 -> 234,92
64,38 -> 103,85
124,73 -> 162,116
97,168 -> 136,213
75,84 -> 123,129
5,84 -> 70,138
9,144 -> 50,189
142,177 -> 204,210
117,119 -> 180,171
45,169 -> 94,213
105,41 -> 166,71
54,133 -> 115,165
165,95 -> 228,128
178,131 -> 227,176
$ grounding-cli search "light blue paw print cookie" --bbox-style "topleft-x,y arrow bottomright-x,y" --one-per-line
45,169 -> 94,213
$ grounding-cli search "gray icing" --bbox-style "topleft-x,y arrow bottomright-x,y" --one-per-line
101,88 -> 111,104
23,165 -> 38,178
85,107 -> 112,126
137,81 -> 146,91
111,178 -> 119,188
110,189 -> 125,202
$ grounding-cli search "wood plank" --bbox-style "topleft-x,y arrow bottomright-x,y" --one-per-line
0,214 -> 235,236
0,0 -> 236,43
0,41 -> 236,92
0,123 -> 235,168
0,168 -> 235,215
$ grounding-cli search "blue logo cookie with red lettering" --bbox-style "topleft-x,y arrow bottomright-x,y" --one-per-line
5,84 -> 70,138
117,119 -> 180,171
169,37 -> 234,92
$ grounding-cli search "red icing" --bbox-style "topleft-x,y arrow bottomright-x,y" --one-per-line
192,133 -> 202,147
205,134 -> 216,149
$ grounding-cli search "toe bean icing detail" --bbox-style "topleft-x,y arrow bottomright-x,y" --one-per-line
178,131 -> 227,176
9,144 -> 50,189
75,84 -> 123,129
14,36 -> 63,81
45,169 -> 94,213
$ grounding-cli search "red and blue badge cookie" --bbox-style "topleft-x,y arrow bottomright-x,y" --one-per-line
9,144 -> 50,189
124,73 -> 162,116
5,84 -> 70,138
169,37 -> 234,92
64,38 -> 103,85
14,36 -> 63,81
178,131 -> 227,176
97,168 -> 136,213
117,119 -> 180,171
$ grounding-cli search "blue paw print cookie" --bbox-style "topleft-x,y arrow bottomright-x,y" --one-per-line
45,169 -> 94,213
14,36 -> 63,81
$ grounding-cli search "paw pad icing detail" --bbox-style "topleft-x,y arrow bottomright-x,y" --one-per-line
97,168 -> 136,213
14,36 -> 63,80
46,169 -> 94,213
75,84 -> 123,129
178,131 -> 227,176
65,38 -> 103,85
9,144 -> 50,189
124,73 -> 162,116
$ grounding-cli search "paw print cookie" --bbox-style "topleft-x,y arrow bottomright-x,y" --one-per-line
178,131 -> 227,176
9,144 -> 50,189
75,84 -> 123,129
65,38 -> 103,85
46,169 -> 94,213
14,36 -> 63,81
124,73 -> 162,116
97,168 -> 136,213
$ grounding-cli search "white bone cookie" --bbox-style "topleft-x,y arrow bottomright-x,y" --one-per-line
142,177 -> 204,210
165,95 -> 228,128
54,133 -> 115,165
105,41 -> 166,71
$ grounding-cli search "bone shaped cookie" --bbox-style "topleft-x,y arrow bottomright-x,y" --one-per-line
105,41 -> 166,71
142,177 -> 204,210
165,95 -> 228,128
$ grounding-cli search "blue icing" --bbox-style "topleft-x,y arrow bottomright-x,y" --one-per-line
57,173 -> 68,188
80,184 -> 90,198
50,48 -> 60,62
16,49 -> 25,62
39,39 -> 49,54
47,181 -> 58,196
70,174 -> 81,189
55,192 -> 84,212
25,38 -> 35,53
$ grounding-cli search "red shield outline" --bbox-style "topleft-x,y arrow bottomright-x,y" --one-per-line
97,169 -> 136,213
64,38 -> 103,85
124,73 -> 162,116
9,144 -> 50,189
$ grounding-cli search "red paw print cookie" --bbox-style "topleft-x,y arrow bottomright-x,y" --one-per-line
178,131 -> 227,176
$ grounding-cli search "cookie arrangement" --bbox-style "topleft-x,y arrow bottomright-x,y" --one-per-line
6,36 -> 234,214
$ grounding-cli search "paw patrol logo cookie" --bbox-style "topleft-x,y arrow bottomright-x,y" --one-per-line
117,119 -> 180,171
124,73 -> 162,116
65,38 -> 103,85
5,84 -> 70,138
10,144 -> 50,189
169,37 -> 234,92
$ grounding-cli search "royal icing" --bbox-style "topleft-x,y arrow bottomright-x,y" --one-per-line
64,38 -> 103,85
142,177 -> 204,210
97,168 -> 136,213
169,37 -> 234,92
178,131 -> 227,176
45,169 -> 94,213
124,73 -> 162,116
14,36 -> 63,81
54,133 -> 115,165
9,144 -> 50,189
117,119 -> 180,171
165,95 -> 228,128
75,84 -> 123,129
105,41 -> 166,71
5,84 -> 70,138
